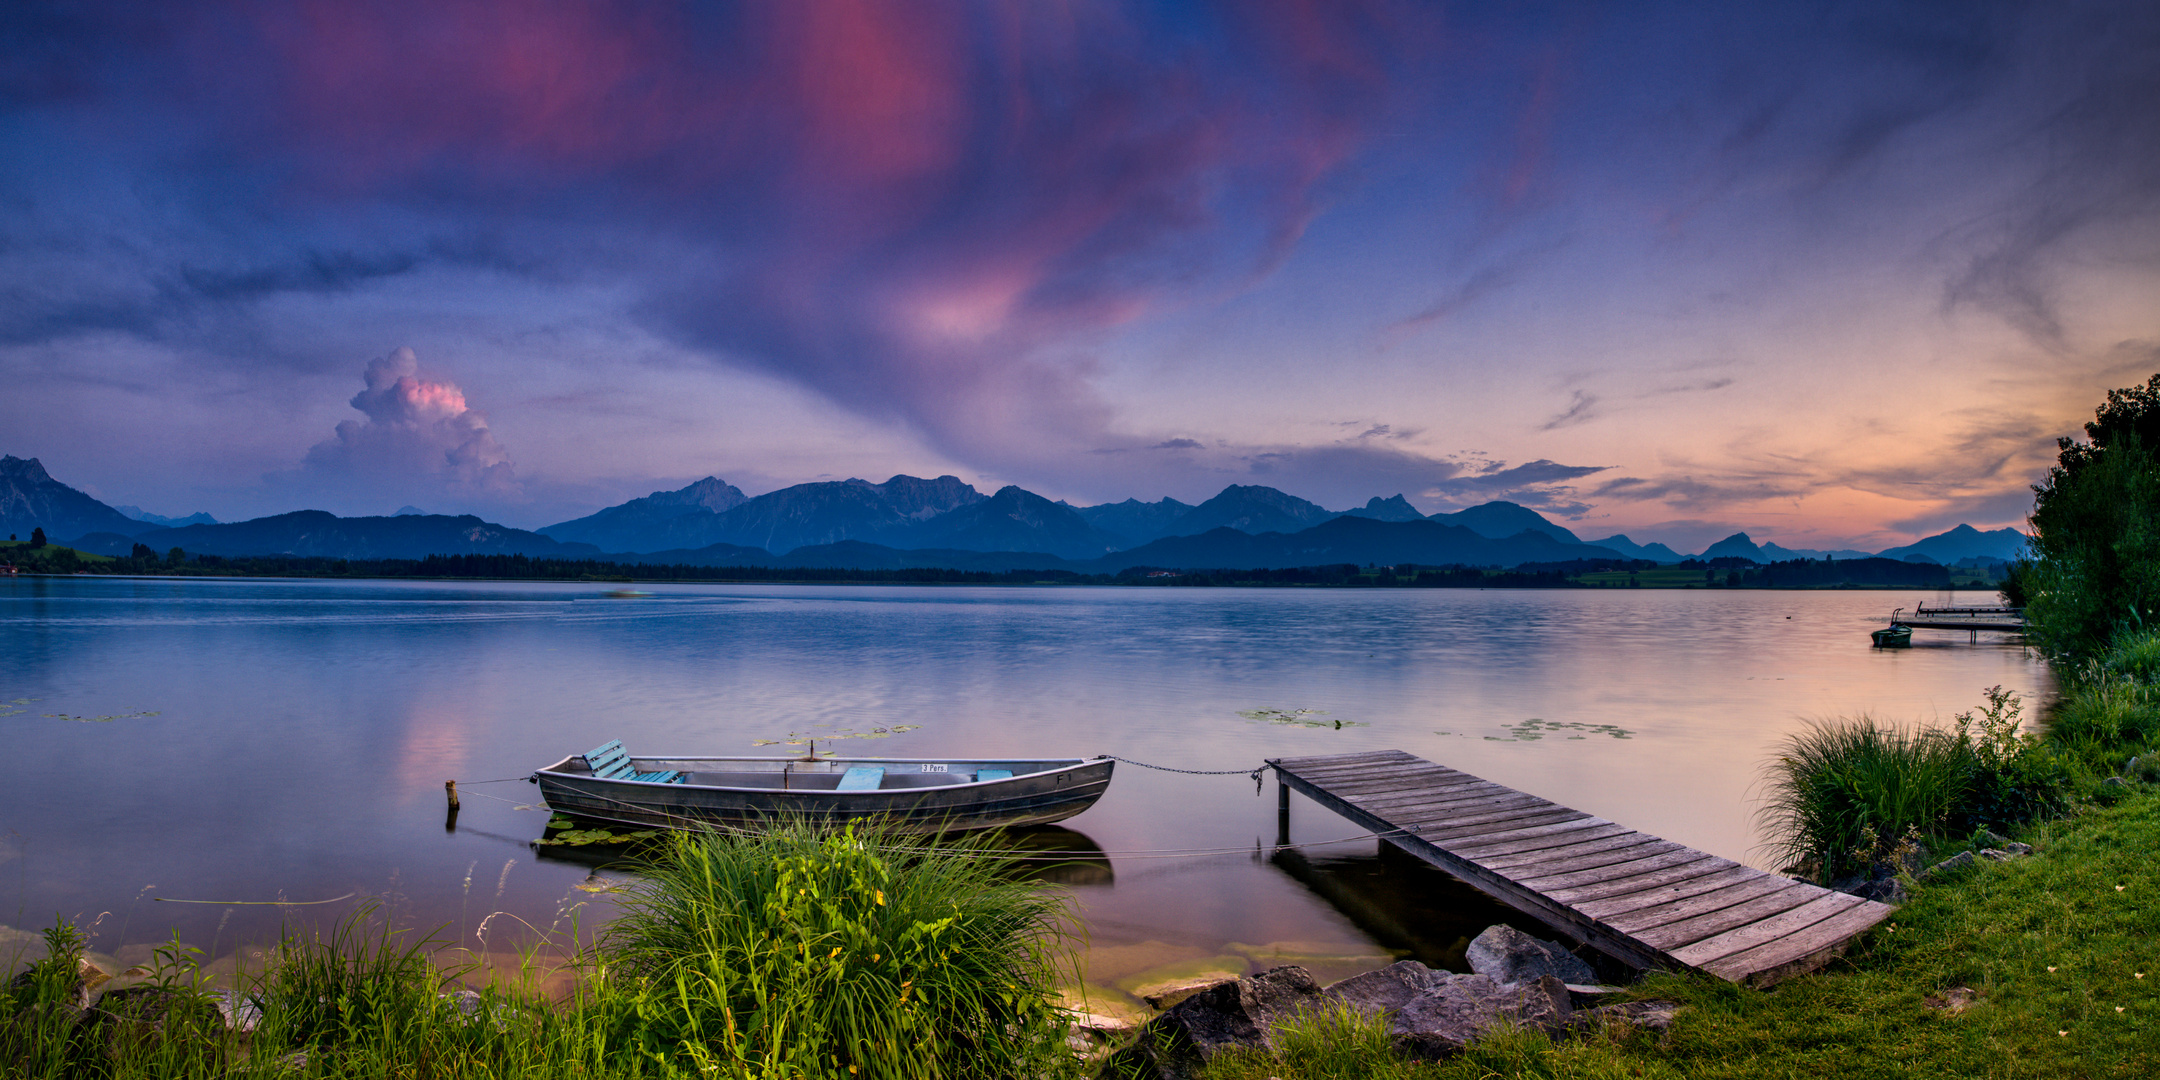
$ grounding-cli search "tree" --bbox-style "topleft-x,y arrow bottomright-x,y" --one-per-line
130,543 -> 156,561
166,547 -> 186,567
2026,374 -> 2160,657
29,527 -> 45,548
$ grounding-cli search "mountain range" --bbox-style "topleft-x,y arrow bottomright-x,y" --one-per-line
3,454 -> 2032,571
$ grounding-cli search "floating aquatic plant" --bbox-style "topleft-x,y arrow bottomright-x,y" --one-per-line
1,697 -> 27,718
44,709 -> 158,722
536,824 -> 662,847
1433,718 -> 1634,741
1238,708 -> 1364,729
751,722 -> 923,747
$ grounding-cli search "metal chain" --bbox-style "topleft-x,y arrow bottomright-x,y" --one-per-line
1100,754 -> 1268,777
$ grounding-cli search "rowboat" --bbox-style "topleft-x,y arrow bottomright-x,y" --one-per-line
532,741 -> 1115,832
1871,624 -> 1913,647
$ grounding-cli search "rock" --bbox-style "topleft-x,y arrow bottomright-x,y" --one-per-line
1976,828 -> 2014,849
1918,850 -> 1974,880
1390,973 -> 1572,1060
5,955 -> 109,1018
1068,1010 -> 1140,1037
2101,775 -> 2128,789
1465,925 -> 1596,987
1924,986 -> 1979,1014
1978,848 -> 2028,862
210,989 -> 261,1034
1321,961 -> 1448,1016
76,985 -> 228,1065
1573,999 -> 1680,1033
1138,974 -> 1241,1010
1847,876 -> 1908,904
1106,966 -> 1324,1080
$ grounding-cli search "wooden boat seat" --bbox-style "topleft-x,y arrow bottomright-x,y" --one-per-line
584,740 -> 681,784
836,767 -> 885,791
976,769 -> 1013,783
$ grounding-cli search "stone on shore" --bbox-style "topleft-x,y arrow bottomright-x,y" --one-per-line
1107,966 -> 1325,1080
1321,960 -> 1448,1016
1918,850 -> 1975,880
1390,973 -> 1573,1060
1465,925 -> 1597,987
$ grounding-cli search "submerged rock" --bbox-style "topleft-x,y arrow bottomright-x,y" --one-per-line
1465,925 -> 1597,987
1137,973 -> 1241,1010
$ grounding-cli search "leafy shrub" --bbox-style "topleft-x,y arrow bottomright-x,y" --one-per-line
1945,686 -> 2072,831
599,820 -> 1079,1080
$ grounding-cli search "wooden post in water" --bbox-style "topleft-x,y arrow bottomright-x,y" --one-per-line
1276,770 -> 1291,846
444,780 -> 460,832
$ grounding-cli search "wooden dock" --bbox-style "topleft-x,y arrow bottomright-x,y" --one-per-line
1270,750 -> 1896,986
1889,603 -> 2024,635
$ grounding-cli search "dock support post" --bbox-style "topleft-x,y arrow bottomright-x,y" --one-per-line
1276,772 -> 1290,846
444,780 -> 460,832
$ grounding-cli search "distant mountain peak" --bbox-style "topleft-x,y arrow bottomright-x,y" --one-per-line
1343,494 -> 1426,522
394,505 -> 426,516
1,455 -> 54,484
2,454 -> 143,543
1162,484 -> 1338,538
1429,501 -> 1581,545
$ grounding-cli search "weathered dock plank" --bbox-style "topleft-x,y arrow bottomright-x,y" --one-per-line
1270,750 -> 1894,986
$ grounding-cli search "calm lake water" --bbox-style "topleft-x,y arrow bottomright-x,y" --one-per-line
1,577 -> 2046,1002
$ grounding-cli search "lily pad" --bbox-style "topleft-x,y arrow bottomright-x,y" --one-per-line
1239,708 -> 1364,729
1451,718 -> 1634,741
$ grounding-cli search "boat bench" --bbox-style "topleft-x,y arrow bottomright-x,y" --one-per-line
584,740 -> 682,784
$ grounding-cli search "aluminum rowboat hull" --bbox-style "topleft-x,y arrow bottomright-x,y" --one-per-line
533,754 -> 1114,833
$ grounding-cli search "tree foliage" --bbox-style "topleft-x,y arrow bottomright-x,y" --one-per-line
2026,373 -> 2160,657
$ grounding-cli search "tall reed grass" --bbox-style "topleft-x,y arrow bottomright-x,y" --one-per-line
1758,687 -> 2074,881
597,820 -> 1080,1080
1758,717 -> 1970,880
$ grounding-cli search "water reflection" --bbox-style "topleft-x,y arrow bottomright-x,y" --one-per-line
1,577 -> 2046,988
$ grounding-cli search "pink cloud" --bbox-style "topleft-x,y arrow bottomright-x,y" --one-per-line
301,346 -> 517,499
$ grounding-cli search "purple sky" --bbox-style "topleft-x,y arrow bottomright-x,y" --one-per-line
2,1 -> 2155,550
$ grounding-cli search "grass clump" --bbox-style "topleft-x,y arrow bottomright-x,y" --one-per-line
1758,717 -> 1971,881
595,820 -> 1080,1080
1756,687 -> 2072,882
1,822 -> 1083,1079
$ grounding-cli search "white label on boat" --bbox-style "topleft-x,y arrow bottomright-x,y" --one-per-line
920,764 -> 948,773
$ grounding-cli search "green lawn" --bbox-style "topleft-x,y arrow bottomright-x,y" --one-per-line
1200,787 -> 2160,1079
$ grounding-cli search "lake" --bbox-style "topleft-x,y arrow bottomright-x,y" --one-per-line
1,577 -> 2046,1001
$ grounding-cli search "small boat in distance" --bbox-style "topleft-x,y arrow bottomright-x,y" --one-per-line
532,740 -> 1115,833
1871,624 -> 1913,647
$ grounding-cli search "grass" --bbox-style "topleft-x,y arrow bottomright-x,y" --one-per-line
1195,784 -> 2160,1080
0,822 -> 1085,1079
594,820 -> 1080,1080
1756,716 -> 1975,880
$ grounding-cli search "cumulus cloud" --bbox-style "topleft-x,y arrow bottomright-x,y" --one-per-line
298,346 -> 517,505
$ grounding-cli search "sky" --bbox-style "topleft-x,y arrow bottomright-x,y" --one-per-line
1,1 -> 2155,552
